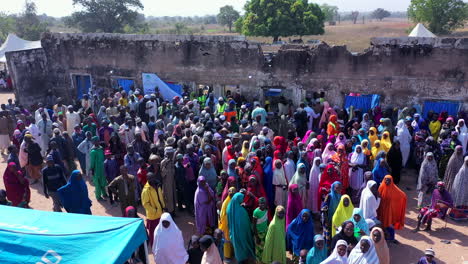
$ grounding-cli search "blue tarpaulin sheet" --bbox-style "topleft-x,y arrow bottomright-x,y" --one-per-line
0,206 -> 147,264
117,79 -> 134,93
75,75 -> 91,100
142,73 -> 181,100
423,101 -> 460,119
165,82 -> 182,95
344,94 -> 380,113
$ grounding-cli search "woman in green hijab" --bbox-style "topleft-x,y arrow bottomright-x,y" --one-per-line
262,206 -> 286,264
227,192 -> 255,263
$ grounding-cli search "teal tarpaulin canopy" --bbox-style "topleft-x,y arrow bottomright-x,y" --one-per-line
0,206 -> 147,264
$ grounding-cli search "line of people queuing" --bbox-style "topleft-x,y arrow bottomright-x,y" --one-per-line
1,86 -> 467,264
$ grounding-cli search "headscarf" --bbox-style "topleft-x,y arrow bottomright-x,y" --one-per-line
152,212 -> 188,264
368,127 -> 378,147
349,208 -> 369,236
331,195 -> 354,236
262,206 -> 286,264
57,170 -> 92,214
124,206 -> 137,217
347,236 -> 380,264
286,209 -> 314,256
3,162 -> 29,206
372,158 -> 389,185
335,132 -> 347,147
273,136 -> 288,154
350,145 -> 366,190
195,176 -> 216,234
221,176 -> 236,201
327,115 -> 340,136
380,131 -> 392,153
444,146 -> 464,192
273,159 -> 288,186
372,227 -> 390,264
452,157 -> 468,207
286,184 -> 304,226
199,158 -> 217,190
263,156 -> 274,209
308,157 -> 322,213
321,239 -> 348,264
227,159 -> 239,180
327,181 -> 343,222
417,152 -> 438,191
200,235 -> 223,264
241,140 -> 250,158
218,187 -> 235,250
361,113 -> 372,131
227,193 -> 255,262
321,143 -> 336,163
371,140 -> 385,161
289,163 -> 308,205
306,235 -> 327,264
359,180 -> 380,219
378,175 -> 407,229
284,152 -> 296,182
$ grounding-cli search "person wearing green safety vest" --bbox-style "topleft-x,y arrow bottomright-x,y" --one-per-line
197,90 -> 207,108
216,97 -> 227,115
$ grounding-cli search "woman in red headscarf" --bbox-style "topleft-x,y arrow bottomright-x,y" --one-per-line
273,136 -> 288,155
3,162 -> 30,207
318,164 -> 341,210
250,156 -> 264,185
221,176 -> 237,201
273,150 -> 283,163
378,175 -> 407,230
327,115 -> 340,137
226,145 -> 236,163
331,144 -> 350,192
244,175 -> 267,216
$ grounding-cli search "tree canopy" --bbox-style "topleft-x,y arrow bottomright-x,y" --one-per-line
372,8 -> 391,21
217,5 -> 240,32
65,0 -> 145,33
15,1 -> 48,40
408,0 -> 467,34
320,4 -> 338,23
236,0 -> 325,41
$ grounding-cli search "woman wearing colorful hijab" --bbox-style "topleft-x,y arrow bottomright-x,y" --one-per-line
199,158 -> 218,191
380,131 -> 392,153
262,206 -> 286,264
308,157 -> 322,213
371,227 -> 390,264
331,145 -> 349,191
227,159 -> 239,181
221,176 -> 236,201
273,159 -> 288,208
347,236 -> 380,264
415,181 -> 453,232
241,140 -> 250,158
318,165 -> 341,210
194,176 -> 216,235
361,113 -> 373,132
152,212 -> 188,264
273,136 -> 288,155
218,187 -> 236,259
327,115 -> 340,137
331,195 -> 354,237
286,184 -> 304,226
286,209 -> 315,258
290,163 -> 309,207
417,152 -> 438,208
321,181 -> 342,243
227,193 -> 255,263
372,158 -> 389,185
322,143 -> 336,163
349,145 -> 366,191
321,239 -> 348,264
349,208 -> 370,239
3,162 -> 30,207
335,133 -> 347,148
378,175 -> 407,229
57,170 -> 91,214
368,127 -> 378,148
306,234 -> 327,264
251,156 -> 264,184
263,157 -> 275,210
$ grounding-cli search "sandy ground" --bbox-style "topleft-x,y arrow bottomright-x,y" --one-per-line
0,92 -> 466,264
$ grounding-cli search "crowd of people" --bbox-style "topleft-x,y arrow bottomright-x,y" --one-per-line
1,85 -> 467,264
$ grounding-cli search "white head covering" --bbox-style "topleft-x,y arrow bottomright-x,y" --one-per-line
272,159 -> 287,186
321,239 -> 348,264
308,157 -> 322,212
347,236 -> 380,264
452,156 -> 468,207
322,143 -> 336,163
152,213 -> 188,264
359,180 -> 380,219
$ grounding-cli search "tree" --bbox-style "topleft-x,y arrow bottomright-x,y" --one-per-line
238,0 -> 325,41
217,5 -> 240,32
15,1 -> 48,40
0,13 -> 16,43
372,8 -> 391,21
350,11 -> 359,24
320,4 -> 338,23
66,0 -> 144,33
408,0 -> 467,34
174,23 -> 187,34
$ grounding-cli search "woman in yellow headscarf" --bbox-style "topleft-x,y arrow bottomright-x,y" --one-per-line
371,140 -> 385,162
331,194 -> 354,236
361,139 -> 372,157
380,131 -> 392,153
218,187 -> 236,258
241,140 -> 250,158
368,127 -> 378,147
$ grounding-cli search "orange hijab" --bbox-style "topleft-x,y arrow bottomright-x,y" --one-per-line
327,115 -> 340,136
377,175 -> 407,229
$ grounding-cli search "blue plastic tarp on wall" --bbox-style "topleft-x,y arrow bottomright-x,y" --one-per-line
165,82 -> 182,95
423,101 -> 460,119
117,79 -> 134,93
0,206 -> 147,264
76,75 -> 91,99
344,94 -> 380,113
142,73 -> 182,101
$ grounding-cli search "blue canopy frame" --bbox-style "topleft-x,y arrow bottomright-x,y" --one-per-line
0,206 -> 147,264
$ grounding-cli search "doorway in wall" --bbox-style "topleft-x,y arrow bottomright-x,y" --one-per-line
72,74 -> 92,99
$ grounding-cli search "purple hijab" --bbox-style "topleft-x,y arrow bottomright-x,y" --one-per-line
286,184 -> 304,228
194,176 -> 216,234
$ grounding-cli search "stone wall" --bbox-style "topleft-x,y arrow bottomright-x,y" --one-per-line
7,33 -> 468,110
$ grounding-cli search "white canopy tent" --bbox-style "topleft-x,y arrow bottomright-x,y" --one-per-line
0,34 -> 42,63
408,23 -> 437,38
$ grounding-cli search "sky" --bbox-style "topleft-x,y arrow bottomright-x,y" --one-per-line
1,0 -> 412,17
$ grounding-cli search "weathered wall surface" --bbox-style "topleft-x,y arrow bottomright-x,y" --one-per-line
8,33 -> 468,109
6,48 -> 49,104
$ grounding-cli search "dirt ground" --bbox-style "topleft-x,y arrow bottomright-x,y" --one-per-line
0,92 -> 466,264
